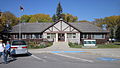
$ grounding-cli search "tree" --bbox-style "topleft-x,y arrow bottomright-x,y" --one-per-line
52,14 -> 57,22
0,11 -> 3,32
56,2 -> 63,20
0,11 -> 18,32
115,26 -> 120,41
20,15 -> 31,23
93,15 -> 120,39
28,14 -> 52,23
1,11 -> 18,26
29,16 -> 38,23
61,13 -> 78,22
79,20 -> 89,22
0,11 -> 15,41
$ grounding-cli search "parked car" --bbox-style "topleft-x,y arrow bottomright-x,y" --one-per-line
11,40 -> 28,55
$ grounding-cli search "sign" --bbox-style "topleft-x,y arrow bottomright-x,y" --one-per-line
83,39 -> 96,46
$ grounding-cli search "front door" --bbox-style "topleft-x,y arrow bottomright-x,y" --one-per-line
58,33 -> 65,41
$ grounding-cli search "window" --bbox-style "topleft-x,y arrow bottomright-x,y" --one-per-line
51,33 -> 56,38
39,34 -> 42,38
47,33 -> 56,39
22,34 -> 26,39
47,33 -> 51,39
67,33 -> 72,38
29,34 -> 32,39
26,34 -> 30,39
35,34 -> 39,39
84,34 -> 87,38
102,34 -> 105,38
67,33 -> 76,38
91,34 -> 94,39
73,33 -> 76,38
12,40 -> 26,45
94,34 -> 103,39
82,34 -> 88,39
32,34 -> 35,39
14,34 -> 18,39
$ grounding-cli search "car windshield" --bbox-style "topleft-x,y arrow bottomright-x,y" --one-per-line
12,40 -> 26,45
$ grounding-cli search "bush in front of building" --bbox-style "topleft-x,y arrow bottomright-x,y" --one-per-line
68,42 -> 82,48
28,41 -> 53,49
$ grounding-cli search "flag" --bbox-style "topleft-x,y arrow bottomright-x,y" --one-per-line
20,6 -> 24,11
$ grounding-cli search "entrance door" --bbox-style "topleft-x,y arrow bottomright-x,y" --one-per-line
58,33 -> 65,41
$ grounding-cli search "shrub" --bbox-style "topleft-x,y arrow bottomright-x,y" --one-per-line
69,42 -> 82,48
28,41 -> 53,49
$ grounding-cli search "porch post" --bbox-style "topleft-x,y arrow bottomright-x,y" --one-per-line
56,33 -> 58,42
65,33 -> 67,42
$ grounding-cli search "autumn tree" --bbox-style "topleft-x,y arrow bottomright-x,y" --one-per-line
20,15 -> 30,23
0,11 -> 18,32
0,11 -> 3,32
61,13 -> 78,22
0,11 -> 18,41
93,15 -> 120,39
28,14 -> 52,23
79,20 -> 89,22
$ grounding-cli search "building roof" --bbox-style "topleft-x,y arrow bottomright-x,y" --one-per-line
69,22 -> 109,33
11,23 -> 52,33
11,22 -> 109,33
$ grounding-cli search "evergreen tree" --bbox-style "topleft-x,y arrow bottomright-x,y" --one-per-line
52,14 -> 57,22
56,2 -> 63,20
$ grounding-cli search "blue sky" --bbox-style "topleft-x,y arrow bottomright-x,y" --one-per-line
0,0 -> 120,21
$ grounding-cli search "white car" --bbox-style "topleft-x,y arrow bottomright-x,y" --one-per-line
11,40 -> 28,54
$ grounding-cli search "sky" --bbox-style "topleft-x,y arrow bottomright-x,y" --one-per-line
0,0 -> 120,21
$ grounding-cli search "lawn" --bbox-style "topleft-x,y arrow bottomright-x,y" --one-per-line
68,42 -> 120,48
97,44 -> 120,48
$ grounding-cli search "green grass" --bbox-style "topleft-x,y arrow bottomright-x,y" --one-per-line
68,42 -> 82,48
68,42 -> 120,48
97,44 -> 120,48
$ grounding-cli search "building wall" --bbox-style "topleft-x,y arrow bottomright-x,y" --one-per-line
67,33 -> 80,44
80,33 -> 109,44
43,33 -> 54,42
44,20 -> 80,43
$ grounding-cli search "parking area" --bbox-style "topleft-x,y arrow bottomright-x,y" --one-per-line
0,51 -> 120,68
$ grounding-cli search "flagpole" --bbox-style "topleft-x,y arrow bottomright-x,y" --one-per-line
19,20 -> 21,40
19,5 -> 24,40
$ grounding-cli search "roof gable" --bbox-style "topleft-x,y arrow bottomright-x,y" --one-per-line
43,20 -> 80,33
